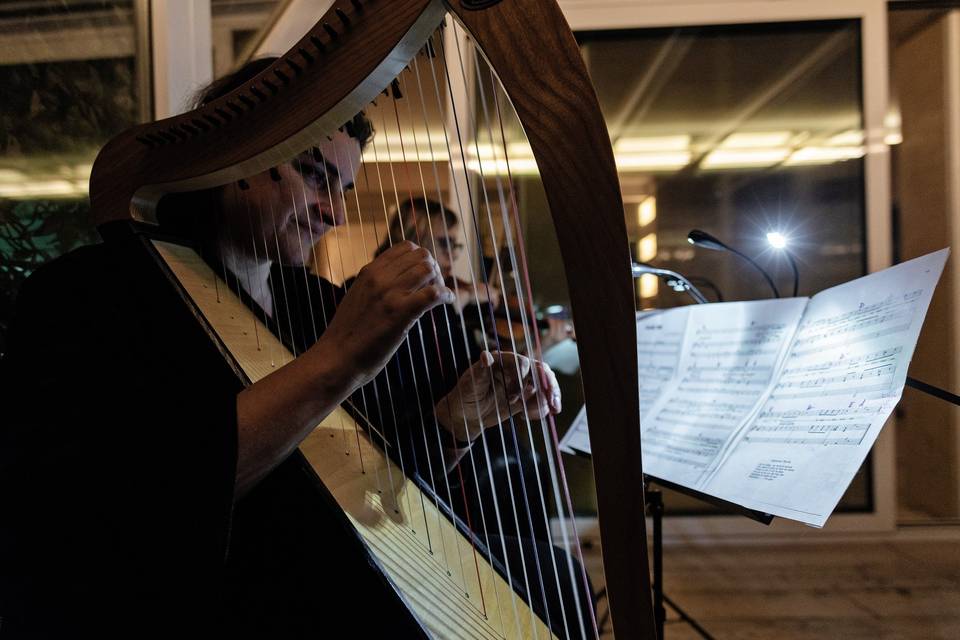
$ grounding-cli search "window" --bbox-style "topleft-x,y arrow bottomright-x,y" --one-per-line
0,1 -> 148,353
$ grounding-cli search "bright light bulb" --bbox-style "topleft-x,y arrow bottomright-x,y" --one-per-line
767,232 -> 788,249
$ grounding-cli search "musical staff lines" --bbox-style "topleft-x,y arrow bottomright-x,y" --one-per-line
790,291 -> 921,357
744,401 -> 880,447
637,309 -> 687,419
730,290 -> 922,454
560,249 -> 949,527
703,249 -> 948,526
639,299 -> 808,486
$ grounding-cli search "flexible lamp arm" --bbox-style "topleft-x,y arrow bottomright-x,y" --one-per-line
687,229 -> 781,299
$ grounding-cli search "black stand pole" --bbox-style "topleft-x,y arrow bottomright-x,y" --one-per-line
649,489 -> 666,640
643,479 -> 772,640
576,446 -> 774,638
648,487 -> 721,640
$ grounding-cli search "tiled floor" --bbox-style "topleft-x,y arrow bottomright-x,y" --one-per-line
584,535 -> 960,639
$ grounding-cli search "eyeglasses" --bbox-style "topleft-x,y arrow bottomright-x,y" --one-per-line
433,236 -> 464,254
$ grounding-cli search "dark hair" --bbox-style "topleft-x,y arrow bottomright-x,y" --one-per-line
157,57 -> 375,248
375,198 -> 460,257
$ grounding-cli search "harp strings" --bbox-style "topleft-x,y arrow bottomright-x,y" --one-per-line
492,90 -> 602,640
342,146 -> 441,548
439,26 -> 557,634
394,69 -> 498,602
321,35 -> 530,625
479,50 -> 601,640
239,180 -> 275,366
413,38 -> 528,632
324,133 -> 421,507
425,31 -> 535,636
336,129 -> 469,561
372,103 -> 462,569
422,38 -> 536,634
223,182 -> 262,353
208,16 -> 600,637
464,35 -> 574,639
292,152 -> 369,473
402,60 -> 514,621
453,21 -> 599,638
365,111 -> 464,561
393,80 -> 506,596
364,129 -> 443,539
323,144 -> 382,473
430,22 -> 562,632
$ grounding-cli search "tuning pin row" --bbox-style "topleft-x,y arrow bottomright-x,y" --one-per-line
136,0 -> 369,149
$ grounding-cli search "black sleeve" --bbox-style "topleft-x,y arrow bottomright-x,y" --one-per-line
309,276 -> 474,485
353,304 -> 474,486
0,244 -> 238,633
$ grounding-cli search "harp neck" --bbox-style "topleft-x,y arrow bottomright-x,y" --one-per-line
90,0 -> 444,226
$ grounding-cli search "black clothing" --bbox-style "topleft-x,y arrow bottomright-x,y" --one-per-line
0,243 -> 422,638
268,264 -> 596,635
0,242 -> 593,638
0,243 -> 238,636
273,266 -> 554,544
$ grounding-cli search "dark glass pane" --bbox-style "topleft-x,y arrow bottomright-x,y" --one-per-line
0,1 -> 144,353
579,20 -> 870,515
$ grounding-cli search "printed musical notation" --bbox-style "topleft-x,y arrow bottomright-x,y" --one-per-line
789,291 -> 921,357
558,248 -> 949,527
636,309 -> 688,419
703,249 -> 948,526
638,298 -> 808,487
560,309 -> 689,457
743,416 -> 872,447
772,347 -> 899,399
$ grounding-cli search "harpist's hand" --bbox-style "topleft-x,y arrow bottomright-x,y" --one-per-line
434,351 -> 562,442
317,241 -> 455,388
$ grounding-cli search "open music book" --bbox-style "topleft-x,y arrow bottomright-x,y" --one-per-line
560,249 -> 950,527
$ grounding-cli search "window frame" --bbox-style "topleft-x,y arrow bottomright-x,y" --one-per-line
558,0 -> 896,539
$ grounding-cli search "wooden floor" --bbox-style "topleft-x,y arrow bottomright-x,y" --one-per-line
583,533 -> 960,639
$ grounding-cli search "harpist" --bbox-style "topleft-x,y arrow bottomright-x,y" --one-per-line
0,57 -> 588,638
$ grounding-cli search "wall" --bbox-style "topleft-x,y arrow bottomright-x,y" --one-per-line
892,10 -> 960,519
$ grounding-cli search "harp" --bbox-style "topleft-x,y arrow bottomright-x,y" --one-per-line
89,0 -> 654,637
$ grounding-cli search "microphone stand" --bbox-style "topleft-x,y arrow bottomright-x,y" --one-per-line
632,262 -> 709,304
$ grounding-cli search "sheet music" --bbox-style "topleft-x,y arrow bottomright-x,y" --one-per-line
559,405 -> 592,456
702,249 -> 949,526
639,299 -> 808,487
558,249 -> 949,527
636,309 -> 689,419
559,308 -> 690,456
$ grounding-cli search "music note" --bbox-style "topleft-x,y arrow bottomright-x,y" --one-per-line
561,249 -> 949,528
701,249 -> 948,527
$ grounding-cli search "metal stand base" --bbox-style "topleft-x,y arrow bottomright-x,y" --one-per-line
648,488 -> 715,640
590,471 -> 773,638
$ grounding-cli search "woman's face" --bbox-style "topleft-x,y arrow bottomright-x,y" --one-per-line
223,130 -> 362,266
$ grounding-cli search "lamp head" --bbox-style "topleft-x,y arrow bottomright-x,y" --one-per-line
687,229 -> 728,251
766,231 -> 788,250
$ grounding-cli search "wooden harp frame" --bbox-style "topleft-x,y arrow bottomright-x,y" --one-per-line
89,0 -> 655,637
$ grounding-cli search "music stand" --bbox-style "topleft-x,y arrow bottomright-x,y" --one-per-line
566,448 -> 773,640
